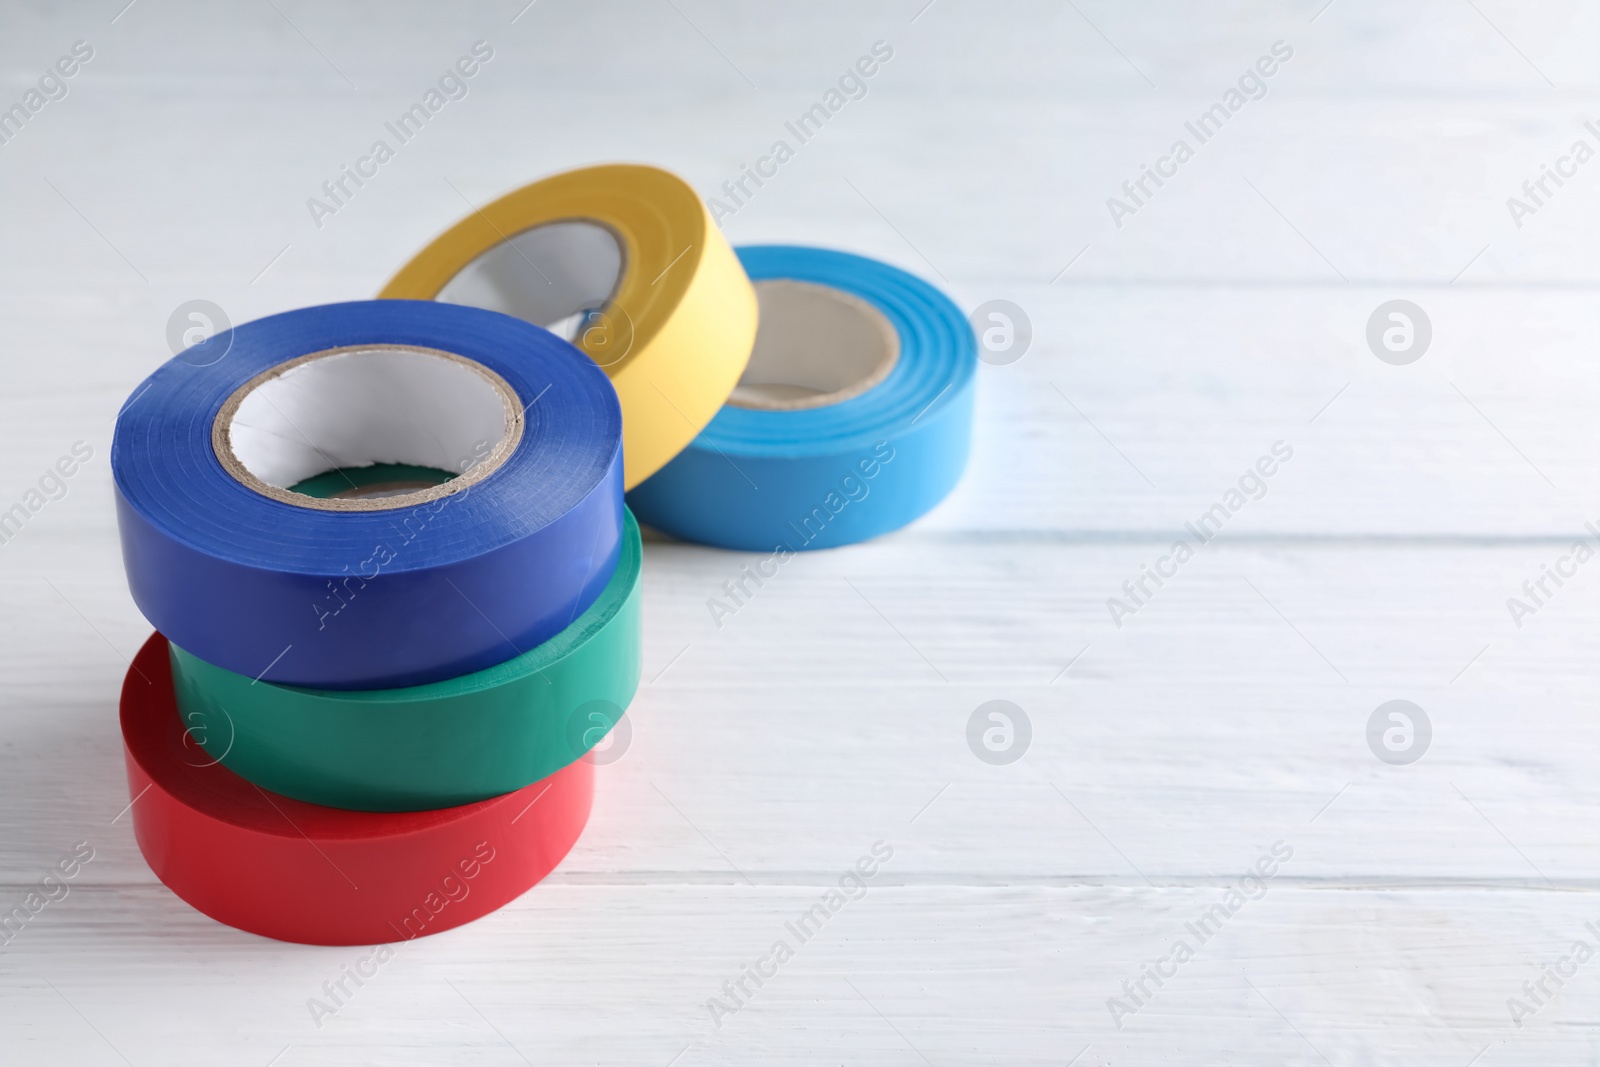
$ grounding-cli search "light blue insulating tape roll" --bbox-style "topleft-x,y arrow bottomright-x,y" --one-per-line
113,300 -> 623,690
625,246 -> 975,551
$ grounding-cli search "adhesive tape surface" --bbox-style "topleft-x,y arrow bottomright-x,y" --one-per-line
379,163 -> 758,489
171,511 -> 642,812
626,246 -> 976,551
113,300 -> 623,690
122,633 -> 592,946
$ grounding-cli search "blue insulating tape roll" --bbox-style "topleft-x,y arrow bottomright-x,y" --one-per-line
626,246 -> 975,551
113,300 -> 623,689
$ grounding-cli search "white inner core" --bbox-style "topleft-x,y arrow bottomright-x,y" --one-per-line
728,280 -> 899,410
227,347 -> 509,489
435,220 -> 624,340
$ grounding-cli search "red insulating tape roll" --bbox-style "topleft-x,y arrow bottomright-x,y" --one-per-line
121,632 -> 592,945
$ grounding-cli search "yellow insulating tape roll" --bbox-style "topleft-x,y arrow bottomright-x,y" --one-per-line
379,164 -> 757,489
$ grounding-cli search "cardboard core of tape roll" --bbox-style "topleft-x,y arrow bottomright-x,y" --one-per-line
727,280 -> 900,411
213,345 -> 524,512
435,219 -> 628,344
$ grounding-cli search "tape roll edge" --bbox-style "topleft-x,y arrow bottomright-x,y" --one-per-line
170,511 -> 644,811
122,633 -> 595,945
612,205 -> 757,486
377,166 -> 758,489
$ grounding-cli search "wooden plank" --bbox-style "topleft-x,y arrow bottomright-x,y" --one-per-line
3,283 -> 1597,536
1,538 -> 1593,883
0,884 -> 1593,1065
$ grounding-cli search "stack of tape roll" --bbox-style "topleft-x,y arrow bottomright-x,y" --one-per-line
113,300 -> 645,944
110,163 -> 976,946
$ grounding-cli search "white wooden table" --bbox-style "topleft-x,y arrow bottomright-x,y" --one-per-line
2,2 -> 1597,1063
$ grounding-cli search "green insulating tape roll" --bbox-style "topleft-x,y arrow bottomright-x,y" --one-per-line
172,510 -> 642,812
